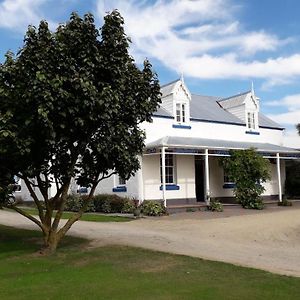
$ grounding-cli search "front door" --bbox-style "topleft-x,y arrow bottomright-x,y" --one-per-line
195,157 -> 205,202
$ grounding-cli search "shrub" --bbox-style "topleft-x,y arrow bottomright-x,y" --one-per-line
207,200 -> 223,212
110,195 -> 126,213
186,207 -> 197,212
93,194 -> 137,213
93,194 -> 107,212
64,194 -> 95,212
278,199 -> 293,206
220,149 -> 270,210
121,199 -> 136,213
139,201 -> 166,216
102,199 -> 112,213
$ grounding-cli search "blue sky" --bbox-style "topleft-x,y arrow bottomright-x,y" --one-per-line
0,0 -> 300,146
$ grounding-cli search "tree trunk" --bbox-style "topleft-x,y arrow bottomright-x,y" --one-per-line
40,229 -> 61,255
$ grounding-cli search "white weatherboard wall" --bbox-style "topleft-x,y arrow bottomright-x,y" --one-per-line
142,154 -> 196,200
93,170 -> 142,200
142,117 -> 284,146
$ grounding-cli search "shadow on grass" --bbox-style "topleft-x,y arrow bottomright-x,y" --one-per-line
0,225 -> 88,258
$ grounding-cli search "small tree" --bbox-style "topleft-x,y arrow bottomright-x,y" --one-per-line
220,148 -> 271,209
0,11 -> 161,253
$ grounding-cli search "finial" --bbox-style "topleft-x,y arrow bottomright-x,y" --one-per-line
180,71 -> 184,82
251,81 -> 255,95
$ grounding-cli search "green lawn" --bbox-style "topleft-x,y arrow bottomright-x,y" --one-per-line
7,207 -> 132,222
0,225 -> 300,300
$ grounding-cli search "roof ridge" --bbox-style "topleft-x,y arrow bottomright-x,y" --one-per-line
218,90 -> 251,102
160,78 -> 181,88
191,93 -> 221,99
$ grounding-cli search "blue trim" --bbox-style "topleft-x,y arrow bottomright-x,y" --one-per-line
172,124 -> 192,129
173,148 -> 199,154
259,125 -> 284,131
245,131 -> 260,135
112,186 -> 127,192
153,114 -> 174,119
190,118 -> 246,127
77,187 -> 88,193
223,183 -> 235,189
160,184 -> 180,191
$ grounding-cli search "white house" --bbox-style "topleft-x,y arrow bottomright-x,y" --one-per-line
90,78 -> 300,207
17,78 -> 300,208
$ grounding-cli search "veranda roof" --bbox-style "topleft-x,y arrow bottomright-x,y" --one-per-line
146,136 -> 300,156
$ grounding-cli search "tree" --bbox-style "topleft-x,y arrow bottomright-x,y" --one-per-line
0,11 -> 161,253
220,149 -> 271,209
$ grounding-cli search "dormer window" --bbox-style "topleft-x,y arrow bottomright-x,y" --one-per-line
176,103 -> 186,123
247,112 -> 256,130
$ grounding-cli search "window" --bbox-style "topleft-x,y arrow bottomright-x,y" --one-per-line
160,154 -> 176,184
223,169 -> 234,184
118,176 -> 126,185
176,103 -> 186,123
247,112 -> 256,129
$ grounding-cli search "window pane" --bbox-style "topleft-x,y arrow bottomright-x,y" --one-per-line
160,154 -> 175,184
176,104 -> 181,122
182,104 -> 185,122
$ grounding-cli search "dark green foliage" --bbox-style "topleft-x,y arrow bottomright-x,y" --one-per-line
121,199 -> 136,213
67,193 -> 136,214
0,10 -> 160,250
285,160 -> 300,198
207,199 -> 223,212
220,149 -> 271,209
64,194 -> 95,212
93,194 -> 108,212
139,200 -> 167,216
278,199 -> 293,206
95,195 -> 136,213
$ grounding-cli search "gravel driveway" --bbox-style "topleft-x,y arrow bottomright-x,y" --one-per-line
1,203 -> 300,277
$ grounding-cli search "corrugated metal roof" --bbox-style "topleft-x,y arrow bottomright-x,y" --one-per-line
190,94 -> 243,124
154,80 -> 284,130
258,113 -> 283,129
218,91 -> 249,109
146,136 -> 299,154
155,106 -> 172,117
160,79 -> 180,97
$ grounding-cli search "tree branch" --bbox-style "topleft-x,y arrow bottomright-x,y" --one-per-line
51,180 -> 71,231
7,205 -> 46,232
23,177 -> 45,223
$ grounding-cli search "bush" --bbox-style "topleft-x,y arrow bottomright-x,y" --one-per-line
139,201 -> 166,216
64,194 -> 95,212
220,149 -> 270,210
93,194 -> 137,213
93,194 -> 107,212
121,199 -> 136,213
102,199 -> 112,213
278,199 -> 293,206
207,200 -> 223,212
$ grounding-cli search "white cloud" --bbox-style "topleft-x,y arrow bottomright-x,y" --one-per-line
268,111 -> 300,126
96,0 -> 298,86
266,94 -> 300,111
266,93 -> 300,131
283,128 -> 300,148
0,0 -> 56,32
